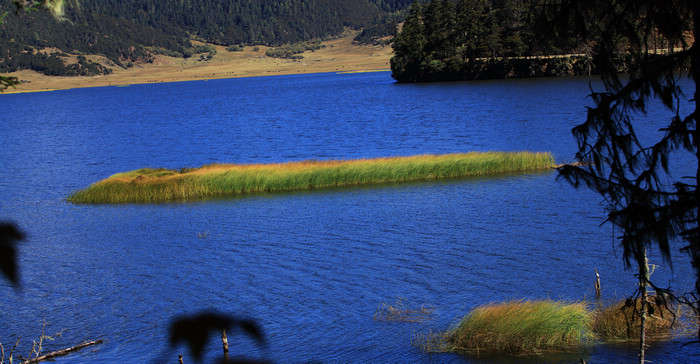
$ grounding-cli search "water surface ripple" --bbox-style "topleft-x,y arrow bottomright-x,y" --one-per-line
1,72 -> 697,363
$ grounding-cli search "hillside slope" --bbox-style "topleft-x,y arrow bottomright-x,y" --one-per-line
0,0 -> 410,78
3,31 -> 393,93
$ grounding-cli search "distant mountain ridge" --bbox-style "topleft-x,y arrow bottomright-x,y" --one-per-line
0,0 -> 412,77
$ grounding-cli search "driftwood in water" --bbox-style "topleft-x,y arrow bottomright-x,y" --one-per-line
20,339 -> 103,363
595,268 -> 602,298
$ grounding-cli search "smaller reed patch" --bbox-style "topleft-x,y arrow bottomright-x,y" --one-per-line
591,295 -> 678,342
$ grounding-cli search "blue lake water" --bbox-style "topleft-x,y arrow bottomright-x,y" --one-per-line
1,71 -> 698,363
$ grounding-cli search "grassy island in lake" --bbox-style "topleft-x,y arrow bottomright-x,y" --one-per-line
446,300 -> 594,354
67,151 -> 555,203
414,298 -> 684,355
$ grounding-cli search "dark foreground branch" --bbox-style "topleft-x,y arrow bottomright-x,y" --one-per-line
20,339 -> 103,364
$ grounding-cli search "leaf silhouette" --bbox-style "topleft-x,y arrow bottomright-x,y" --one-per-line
238,319 -> 264,344
170,312 -> 234,361
0,222 -> 24,286
169,311 -> 267,363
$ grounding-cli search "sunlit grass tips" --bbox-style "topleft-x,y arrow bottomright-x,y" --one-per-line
67,151 -> 555,203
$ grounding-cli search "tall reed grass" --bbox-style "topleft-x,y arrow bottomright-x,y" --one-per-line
67,152 -> 555,203
446,300 -> 594,355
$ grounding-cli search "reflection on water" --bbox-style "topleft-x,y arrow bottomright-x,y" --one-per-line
1,72 -> 698,362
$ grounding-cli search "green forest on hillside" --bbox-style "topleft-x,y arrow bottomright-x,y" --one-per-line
4,0 -> 659,82
0,0 -> 412,76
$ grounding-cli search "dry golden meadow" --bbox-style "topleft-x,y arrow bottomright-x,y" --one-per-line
3,31 -> 392,93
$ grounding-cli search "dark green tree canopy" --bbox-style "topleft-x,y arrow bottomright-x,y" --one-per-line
390,0 -> 587,82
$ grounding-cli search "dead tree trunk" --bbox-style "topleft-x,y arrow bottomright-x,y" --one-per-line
221,328 -> 229,361
638,249 -> 648,364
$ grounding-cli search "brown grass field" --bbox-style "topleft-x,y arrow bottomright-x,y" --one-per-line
3,30 -> 392,94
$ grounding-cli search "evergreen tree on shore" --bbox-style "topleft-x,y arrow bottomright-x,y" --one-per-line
390,0 -> 584,82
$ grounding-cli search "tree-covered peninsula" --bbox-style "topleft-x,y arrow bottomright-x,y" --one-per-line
390,0 -> 633,82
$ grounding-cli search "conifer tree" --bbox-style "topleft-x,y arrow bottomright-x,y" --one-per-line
390,0 -> 427,81
553,1 -> 698,361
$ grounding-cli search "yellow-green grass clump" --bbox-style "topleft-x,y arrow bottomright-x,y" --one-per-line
67,151 -> 555,203
447,300 -> 594,354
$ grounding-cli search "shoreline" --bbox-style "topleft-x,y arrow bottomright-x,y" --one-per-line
2,31 -> 393,94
